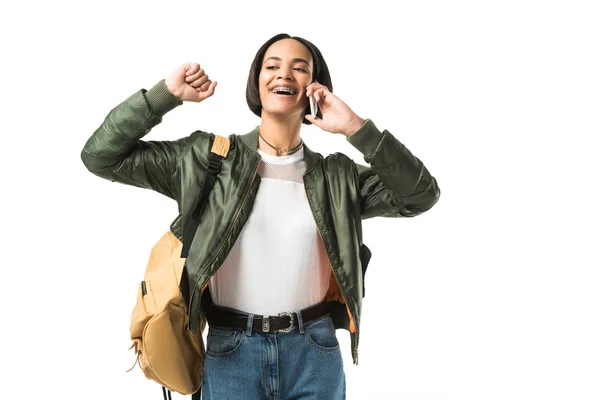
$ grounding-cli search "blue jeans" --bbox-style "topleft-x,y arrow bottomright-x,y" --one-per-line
200,303 -> 346,399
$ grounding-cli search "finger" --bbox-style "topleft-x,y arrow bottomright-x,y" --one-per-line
191,75 -> 210,89
185,68 -> 205,83
314,87 -> 327,103
306,82 -> 320,97
185,63 -> 199,76
205,80 -> 217,95
307,83 -> 328,98
304,114 -> 321,126
197,81 -> 217,100
212,81 -> 218,94
197,79 -> 212,92
305,113 -> 321,127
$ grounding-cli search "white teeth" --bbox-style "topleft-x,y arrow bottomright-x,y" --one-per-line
272,87 -> 296,95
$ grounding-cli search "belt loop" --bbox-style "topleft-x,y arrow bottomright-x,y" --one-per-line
246,313 -> 254,336
295,310 -> 305,334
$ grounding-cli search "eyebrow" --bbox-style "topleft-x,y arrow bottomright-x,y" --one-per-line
263,56 -> 310,67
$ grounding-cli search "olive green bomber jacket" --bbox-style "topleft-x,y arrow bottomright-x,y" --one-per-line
80,79 -> 441,365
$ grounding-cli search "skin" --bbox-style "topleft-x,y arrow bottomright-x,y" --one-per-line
258,38 -> 365,156
257,38 -> 312,155
164,39 -> 366,158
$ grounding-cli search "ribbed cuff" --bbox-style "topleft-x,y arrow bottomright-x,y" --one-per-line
144,79 -> 183,117
346,118 -> 384,158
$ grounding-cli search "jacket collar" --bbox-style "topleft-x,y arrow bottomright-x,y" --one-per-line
239,125 -> 320,174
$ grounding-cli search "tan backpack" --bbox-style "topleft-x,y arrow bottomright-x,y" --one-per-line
126,134 -> 231,398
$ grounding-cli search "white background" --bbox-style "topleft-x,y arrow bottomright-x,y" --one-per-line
1,0 -> 599,399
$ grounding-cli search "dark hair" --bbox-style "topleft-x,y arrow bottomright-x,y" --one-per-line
246,33 -> 333,125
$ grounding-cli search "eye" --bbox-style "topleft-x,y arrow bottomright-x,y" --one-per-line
265,66 -> 307,72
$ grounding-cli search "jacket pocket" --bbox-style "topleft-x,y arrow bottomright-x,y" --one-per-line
359,244 -> 372,298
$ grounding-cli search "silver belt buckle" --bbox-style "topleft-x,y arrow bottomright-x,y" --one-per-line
277,311 -> 295,333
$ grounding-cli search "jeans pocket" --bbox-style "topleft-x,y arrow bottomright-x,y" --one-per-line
304,314 -> 340,353
206,326 -> 244,357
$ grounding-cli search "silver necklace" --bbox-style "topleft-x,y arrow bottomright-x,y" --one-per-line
258,129 -> 303,156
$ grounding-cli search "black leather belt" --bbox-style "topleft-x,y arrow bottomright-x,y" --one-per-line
206,300 -> 329,333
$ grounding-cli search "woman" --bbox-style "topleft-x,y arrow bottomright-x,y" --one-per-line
81,33 -> 440,399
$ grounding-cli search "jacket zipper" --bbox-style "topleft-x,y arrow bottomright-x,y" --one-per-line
303,174 -> 360,365
189,156 -> 261,313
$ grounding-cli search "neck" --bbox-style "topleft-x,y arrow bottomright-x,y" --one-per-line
258,114 -> 303,157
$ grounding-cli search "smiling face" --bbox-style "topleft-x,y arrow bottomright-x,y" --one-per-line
258,38 -> 314,121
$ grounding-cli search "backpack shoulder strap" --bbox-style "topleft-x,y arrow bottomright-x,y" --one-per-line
180,134 -> 231,258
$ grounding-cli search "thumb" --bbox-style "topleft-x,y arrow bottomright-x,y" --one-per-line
208,80 -> 217,94
197,81 -> 218,101
305,113 -> 320,127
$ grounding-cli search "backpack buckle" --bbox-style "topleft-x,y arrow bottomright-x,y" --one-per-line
207,157 -> 222,174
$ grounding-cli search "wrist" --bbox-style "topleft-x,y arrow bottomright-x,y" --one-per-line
341,116 -> 366,137
145,79 -> 184,116
164,80 -> 184,101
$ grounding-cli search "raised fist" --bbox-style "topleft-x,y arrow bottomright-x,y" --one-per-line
164,62 -> 217,103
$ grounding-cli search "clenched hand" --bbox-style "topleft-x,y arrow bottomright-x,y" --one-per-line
164,62 -> 217,103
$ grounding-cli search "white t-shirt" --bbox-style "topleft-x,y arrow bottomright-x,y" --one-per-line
208,145 -> 331,316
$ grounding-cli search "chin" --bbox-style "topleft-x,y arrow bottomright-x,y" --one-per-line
264,104 -> 298,115
273,107 -> 305,118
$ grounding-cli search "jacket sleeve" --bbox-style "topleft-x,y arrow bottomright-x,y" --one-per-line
346,118 -> 441,219
80,79 -> 186,200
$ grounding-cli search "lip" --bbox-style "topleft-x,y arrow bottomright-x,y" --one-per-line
271,91 -> 297,100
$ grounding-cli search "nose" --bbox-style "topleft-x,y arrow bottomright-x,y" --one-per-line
276,66 -> 294,81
